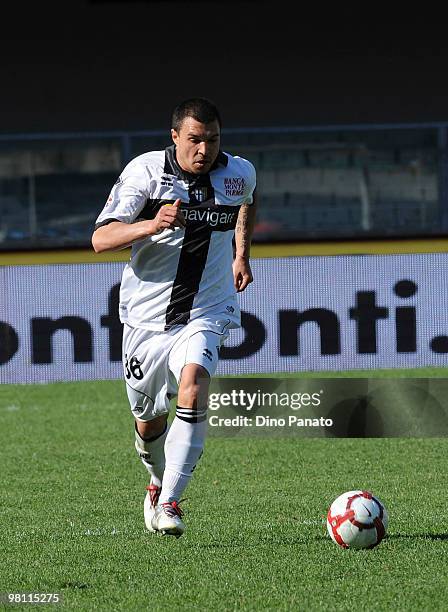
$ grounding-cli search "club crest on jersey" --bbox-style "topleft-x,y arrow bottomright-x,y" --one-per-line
192,187 -> 208,202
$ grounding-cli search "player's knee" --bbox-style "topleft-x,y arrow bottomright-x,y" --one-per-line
136,415 -> 167,440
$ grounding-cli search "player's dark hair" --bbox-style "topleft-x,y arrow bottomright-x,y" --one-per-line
171,97 -> 222,132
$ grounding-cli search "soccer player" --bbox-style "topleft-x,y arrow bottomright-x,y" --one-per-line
92,98 -> 257,537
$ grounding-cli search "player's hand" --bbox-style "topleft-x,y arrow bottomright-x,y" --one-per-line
233,255 -> 253,292
152,199 -> 186,233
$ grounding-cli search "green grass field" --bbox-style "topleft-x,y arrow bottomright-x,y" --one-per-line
1,371 -> 448,611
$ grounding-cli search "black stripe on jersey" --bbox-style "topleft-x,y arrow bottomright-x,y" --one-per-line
165,221 -> 212,328
165,171 -> 217,329
180,202 -> 240,232
139,199 -> 240,232
138,198 -> 177,220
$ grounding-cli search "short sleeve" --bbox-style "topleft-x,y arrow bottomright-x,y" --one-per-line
95,160 -> 150,230
243,160 -> 257,205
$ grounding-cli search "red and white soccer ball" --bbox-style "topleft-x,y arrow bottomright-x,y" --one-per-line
327,490 -> 388,549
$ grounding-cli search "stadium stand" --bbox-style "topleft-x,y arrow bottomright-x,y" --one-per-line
0,124 -> 443,249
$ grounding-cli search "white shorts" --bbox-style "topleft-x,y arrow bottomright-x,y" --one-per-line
122,318 -> 231,422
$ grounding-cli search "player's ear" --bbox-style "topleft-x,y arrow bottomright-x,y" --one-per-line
171,128 -> 178,144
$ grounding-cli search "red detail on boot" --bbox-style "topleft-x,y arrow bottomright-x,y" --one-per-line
146,484 -> 161,507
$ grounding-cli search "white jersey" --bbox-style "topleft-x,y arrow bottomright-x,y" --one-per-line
95,145 -> 256,331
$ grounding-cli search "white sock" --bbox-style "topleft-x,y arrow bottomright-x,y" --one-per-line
134,423 -> 168,488
159,406 -> 208,504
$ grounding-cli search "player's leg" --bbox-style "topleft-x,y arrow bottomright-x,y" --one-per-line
152,328 -> 221,536
152,363 -> 210,537
160,362 -> 210,503
135,414 -> 168,488
134,414 -> 169,532
122,324 -> 176,531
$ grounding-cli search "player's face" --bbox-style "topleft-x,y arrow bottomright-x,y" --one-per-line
171,117 -> 221,175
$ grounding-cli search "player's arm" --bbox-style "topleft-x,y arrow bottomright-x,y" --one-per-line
233,191 -> 257,292
92,200 -> 186,252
